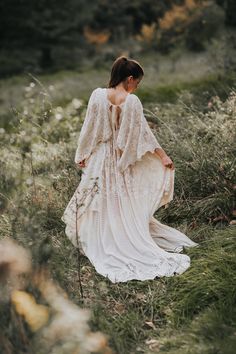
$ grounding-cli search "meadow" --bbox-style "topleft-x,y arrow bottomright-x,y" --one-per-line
0,52 -> 236,353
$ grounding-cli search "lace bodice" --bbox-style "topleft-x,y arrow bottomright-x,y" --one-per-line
74,87 -> 162,172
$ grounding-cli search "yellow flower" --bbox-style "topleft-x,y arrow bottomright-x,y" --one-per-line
11,290 -> 49,331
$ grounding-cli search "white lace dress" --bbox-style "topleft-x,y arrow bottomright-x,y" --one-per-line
61,87 -> 197,283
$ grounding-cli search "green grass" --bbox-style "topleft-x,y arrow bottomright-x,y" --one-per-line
0,65 -> 235,353
44,226 -> 235,354
138,72 -> 236,105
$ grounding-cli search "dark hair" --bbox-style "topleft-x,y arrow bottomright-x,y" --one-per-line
108,56 -> 144,88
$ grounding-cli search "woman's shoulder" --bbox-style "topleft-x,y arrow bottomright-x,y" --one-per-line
89,88 -> 142,107
90,87 -> 102,97
89,87 -> 107,102
87,88 -> 103,105
129,93 -> 141,102
128,93 -> 143,108
92,87 -> 102,93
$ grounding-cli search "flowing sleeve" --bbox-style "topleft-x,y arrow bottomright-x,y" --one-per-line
74,88 -> 112,163
116,95 -> 162,172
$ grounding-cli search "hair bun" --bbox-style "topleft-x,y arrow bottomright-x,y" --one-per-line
117,56 -> 128,62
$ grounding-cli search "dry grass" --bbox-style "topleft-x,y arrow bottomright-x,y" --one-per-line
0,70 -> 235,353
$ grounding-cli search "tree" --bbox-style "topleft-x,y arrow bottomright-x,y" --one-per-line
0,0 -> 93,69
87,0 -> 182,41
215,0 -> 236,26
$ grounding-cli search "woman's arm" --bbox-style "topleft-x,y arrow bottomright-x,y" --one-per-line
76,158 -> 86,168
154,147 -> 167,159
154,148 -> 175,170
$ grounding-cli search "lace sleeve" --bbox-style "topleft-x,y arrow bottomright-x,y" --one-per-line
116,96 -> 162,172
74,88 -> 112,163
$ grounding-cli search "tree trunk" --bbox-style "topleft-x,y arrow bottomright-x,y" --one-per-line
40,46 -> 53,69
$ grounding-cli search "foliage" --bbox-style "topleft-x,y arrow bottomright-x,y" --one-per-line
0,239 -> 113,354
0,0 -> 233,76
0,73 -> 235,353
216,0 -> 236,27
150,90 -> 236,228
155,0 -> 225,52
84,26 -> 111,46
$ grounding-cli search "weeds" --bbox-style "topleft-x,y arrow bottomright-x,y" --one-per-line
0,74 -> 235,353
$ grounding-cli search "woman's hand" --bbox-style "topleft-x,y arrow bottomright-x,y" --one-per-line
154,148 -> 175,170
161,155 -> 175,170
75,159 -> 86,168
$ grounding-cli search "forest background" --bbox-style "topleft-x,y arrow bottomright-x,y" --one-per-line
0,1 -> 235,354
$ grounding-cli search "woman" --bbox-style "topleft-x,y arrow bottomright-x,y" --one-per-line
61,56 -> 197,283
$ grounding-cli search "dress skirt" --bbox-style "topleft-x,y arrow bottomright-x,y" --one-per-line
61,106 -> 197,283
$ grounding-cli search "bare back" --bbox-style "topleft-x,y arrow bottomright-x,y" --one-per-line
106,88 -> 129,106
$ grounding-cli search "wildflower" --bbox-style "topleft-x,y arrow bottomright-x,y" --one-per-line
11,290 -> 49,331
55,113 -> 63,120
33,269 -> 112,353
207,101 -> 212,108
72,98 -> 83,109
0,238 -> 31,284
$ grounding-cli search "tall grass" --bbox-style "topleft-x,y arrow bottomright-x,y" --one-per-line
0,74 -> 235,353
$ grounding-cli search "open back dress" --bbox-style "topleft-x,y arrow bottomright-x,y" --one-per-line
61,87 -> 197,283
